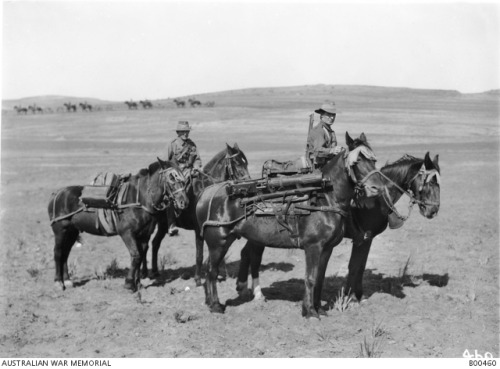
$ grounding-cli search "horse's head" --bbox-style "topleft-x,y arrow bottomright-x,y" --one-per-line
154,158 -> 189,212
343,132 -> 385,199
224,143 -> 251,180
409,152 -> 441,218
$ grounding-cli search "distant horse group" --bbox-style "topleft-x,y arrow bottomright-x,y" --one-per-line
172,97 -> 214,108
79,102 -> 93,112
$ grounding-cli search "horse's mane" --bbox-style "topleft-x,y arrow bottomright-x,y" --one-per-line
203,148 -> 227,172
381,155 -> 423,184
137,160 -> 174,177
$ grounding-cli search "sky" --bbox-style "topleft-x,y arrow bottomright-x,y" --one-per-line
2,1 -> 499,101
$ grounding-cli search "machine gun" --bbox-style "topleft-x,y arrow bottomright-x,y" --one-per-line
226,172 -> 328,199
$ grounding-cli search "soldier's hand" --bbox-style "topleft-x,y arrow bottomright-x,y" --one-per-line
330,147 -> 343,155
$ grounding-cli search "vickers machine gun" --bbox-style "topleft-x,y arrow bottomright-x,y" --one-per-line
226,172 -> 329,201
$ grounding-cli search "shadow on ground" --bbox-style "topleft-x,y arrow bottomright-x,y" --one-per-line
226,270 -> 449,308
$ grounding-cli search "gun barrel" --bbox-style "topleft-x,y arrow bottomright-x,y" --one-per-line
266,173 -> 324,188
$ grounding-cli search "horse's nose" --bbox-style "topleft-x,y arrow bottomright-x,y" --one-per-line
365,185 -> 381,197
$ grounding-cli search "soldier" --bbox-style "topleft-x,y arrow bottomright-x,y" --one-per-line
166,121 -> 202,236
306,102 -> 343,168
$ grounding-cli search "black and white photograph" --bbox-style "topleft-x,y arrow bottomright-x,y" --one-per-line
1,0 -> 499,360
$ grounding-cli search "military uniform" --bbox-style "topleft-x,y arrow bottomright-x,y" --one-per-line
306,122 -> 338,168
167,136 -> 202,177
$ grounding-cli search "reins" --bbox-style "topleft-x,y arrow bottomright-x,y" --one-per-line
377,165 -> 441,221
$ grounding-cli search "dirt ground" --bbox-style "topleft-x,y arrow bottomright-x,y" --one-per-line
1,86 -> 499,358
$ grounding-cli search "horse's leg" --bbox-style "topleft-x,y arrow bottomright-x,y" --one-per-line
250,243 -> 265,300
204,230 -> 236,314
194,230 -> 204,287
151,216 -> 168,279
236,241 -> 252,294
140,238 -> 150,280
346,238 -> 373,301
313,241 -> 336,315
236,241 -> 265,299
302,243 -> 321,319
120,231 -> 143,292
52,223 -> 78,290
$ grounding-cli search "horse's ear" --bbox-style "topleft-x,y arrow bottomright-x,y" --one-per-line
360,132 -> 367,142
345,132 -> 353,146
233,143 -> 240,150
424,152 -> 433,169
433,154 -> 439,167
157,157 -> 166,168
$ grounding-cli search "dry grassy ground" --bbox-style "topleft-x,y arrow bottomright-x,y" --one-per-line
1,85 -> 498,357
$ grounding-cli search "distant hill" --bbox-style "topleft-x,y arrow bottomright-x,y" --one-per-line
3,85 -> 498,111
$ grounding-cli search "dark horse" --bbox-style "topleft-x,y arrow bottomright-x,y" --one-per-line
48,158 -> 189,292
237,152 -> 441,302
196,133 -> 386,318
124,101 -> 138,109
143,144 -> 251,284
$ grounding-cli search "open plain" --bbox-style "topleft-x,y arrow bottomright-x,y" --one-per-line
1,85 -> 499,357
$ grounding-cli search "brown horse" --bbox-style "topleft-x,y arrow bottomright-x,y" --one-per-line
237,152 -> 441,302
144,144 -> 251,284
48,158 -> 189,292
196,132 -> 386,318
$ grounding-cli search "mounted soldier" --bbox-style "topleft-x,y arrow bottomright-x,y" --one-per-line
262,101 -> 344,177
306,101 -> 343,169
166,120 -> 202,235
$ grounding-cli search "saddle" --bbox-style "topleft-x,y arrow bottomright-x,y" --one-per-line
80,172 -> 131,235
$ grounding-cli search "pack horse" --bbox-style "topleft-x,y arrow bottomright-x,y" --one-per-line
196,132 -> 386,318
48,158 -> 189,292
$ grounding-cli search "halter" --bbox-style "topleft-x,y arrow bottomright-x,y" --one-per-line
224,151 -> 241,180
152,167 -> 186,212
343,145 -> 382,198
379,163 -> 441,221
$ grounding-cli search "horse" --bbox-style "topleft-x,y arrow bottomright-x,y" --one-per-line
79,102 -> 93,112
140,100 -> 153,109
14,106 -> 28,114
236,152 -> 441,302
173,99 -> 185,108
64,103 -> 77,112
188,98 -> 201,107
144,144 -> 251,284
48,158 -> 189,292
124,101 -> 138,109
196,132 -> 386,318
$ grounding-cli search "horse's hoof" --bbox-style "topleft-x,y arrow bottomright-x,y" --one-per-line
64,280 -> 74,289
54,281 -> 65,291
195,278 -> 203,288
236,281 -> 248,293
317,307 -> 328,316
302,306 -> 320,319
209,303 -> 225,314
124,280 -> 137,293
217,274 -> 227,282
252,286 -> 264,301
150,271 -> 160,280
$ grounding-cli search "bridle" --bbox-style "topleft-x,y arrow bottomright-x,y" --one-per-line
224,151 -> 248,180
151,167 -> 187,212
379,163 -> 441,221
343,145 -> 382,198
